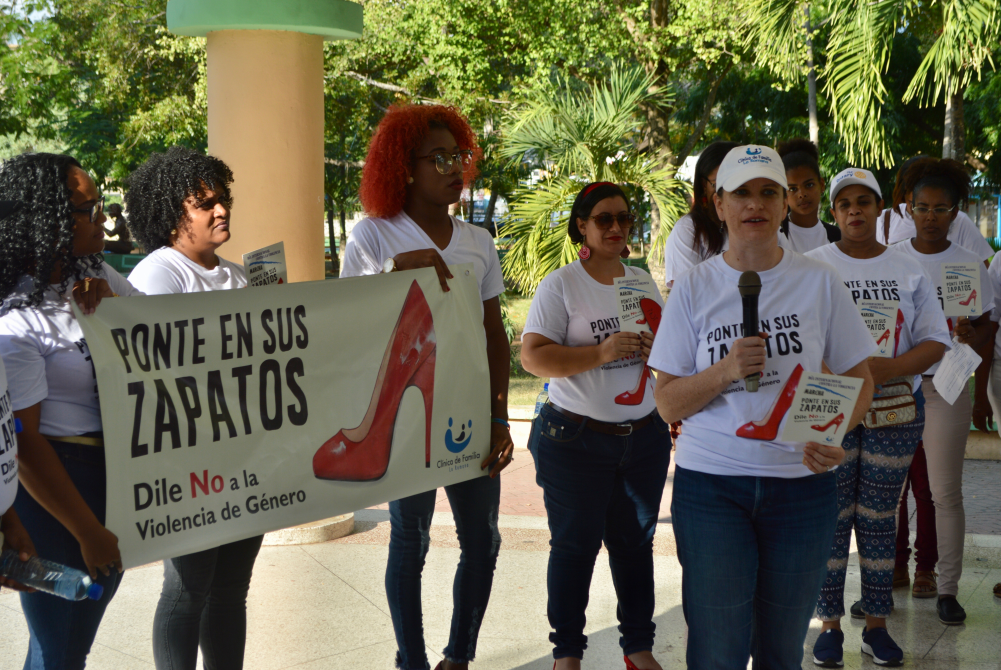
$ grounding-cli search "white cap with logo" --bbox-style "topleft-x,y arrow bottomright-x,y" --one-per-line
829,168 -> 882,207
715,145 -> 789,192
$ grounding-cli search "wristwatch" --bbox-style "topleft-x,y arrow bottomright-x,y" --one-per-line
382,257 -> 398,273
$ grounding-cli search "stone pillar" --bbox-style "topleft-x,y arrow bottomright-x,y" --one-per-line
167,0 -> 363,283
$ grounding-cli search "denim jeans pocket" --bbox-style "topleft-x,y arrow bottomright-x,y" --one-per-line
535,406 -> 586,445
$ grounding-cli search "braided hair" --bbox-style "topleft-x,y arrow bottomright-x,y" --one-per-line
125,146 -> 234,253
0,153 -> 104,310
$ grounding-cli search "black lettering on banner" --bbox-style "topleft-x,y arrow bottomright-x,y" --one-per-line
294,306 -> 308,349
220,314 -> 234,360
278,309 -> 294,352
236,313 -> 253,358
129,381 -> 147,457
261,310 -> 276,354
260,359 -> 283,430
132,324 -> 151,372
286,358 -> 308,425
207,370 -> 236,441
153,323 -> 171,370
192,318 -> 206,364
232,365 -> 254,434
153,380 -> 181,452
111,328 -> 132,373
174,320 -> 188,366
175,377 -> 201,447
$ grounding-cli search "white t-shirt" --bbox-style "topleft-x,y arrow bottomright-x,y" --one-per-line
128,247 -> 247,294
523,262 -> 664,423
878,203 -> 993,260
897,240 -> 996,374
805,243 -> 952,389
341,212 -> 505,307
779,221 -> 831,253
649,250 -> 874,478
0,266 -> 141,436
0,357 -> 18,516
663,214 -> 728,289
987,255 -> 1001,357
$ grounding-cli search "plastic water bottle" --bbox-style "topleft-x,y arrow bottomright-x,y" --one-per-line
0,551 -> 104,601
533,383 -> 550,419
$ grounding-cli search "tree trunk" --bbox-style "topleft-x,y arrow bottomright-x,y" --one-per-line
805,8 -> 819,145
326,206 -> 339,277
943,89 -> 965,163
483,189 -> 499,235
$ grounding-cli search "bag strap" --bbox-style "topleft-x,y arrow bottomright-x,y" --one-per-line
824,221 -> 842,243
882,210 -> 892,244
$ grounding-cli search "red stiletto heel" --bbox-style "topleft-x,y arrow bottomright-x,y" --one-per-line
811,412 -> 845,433
892,309 -> 905,357
959,289 -> 977,306
876,329 -> 891,347
736,363 -> 804,440
615,298 -> 663,406
312,280 -> 436,481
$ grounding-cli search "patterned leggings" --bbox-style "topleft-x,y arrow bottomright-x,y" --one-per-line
816,403 -> 924,620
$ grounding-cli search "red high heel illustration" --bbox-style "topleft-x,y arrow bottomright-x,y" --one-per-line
616,298 -> 662,405
875,329 -> 891,348
811,413 -> 845,433
313,280 -> 436,481
735,363 -> 804,440
892,309 -> 905,357
959,289 -> 977,307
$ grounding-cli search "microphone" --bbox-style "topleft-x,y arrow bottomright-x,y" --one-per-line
738,271 -> 762,392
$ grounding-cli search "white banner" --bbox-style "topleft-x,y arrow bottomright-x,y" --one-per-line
76,265 -> 490,568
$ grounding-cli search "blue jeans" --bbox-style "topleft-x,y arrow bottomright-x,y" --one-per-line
386,474 -> 501,670
528,404 -> 672,660
817,398 -> 924,620
672,465 -> 837,670
152,534 -> 264,670
14,439 -> 124,670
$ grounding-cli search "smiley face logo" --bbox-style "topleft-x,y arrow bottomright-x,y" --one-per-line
445,418 -> 473,453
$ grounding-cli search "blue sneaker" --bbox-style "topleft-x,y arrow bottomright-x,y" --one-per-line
861,626 -> 904,666
813,629 -> 845,667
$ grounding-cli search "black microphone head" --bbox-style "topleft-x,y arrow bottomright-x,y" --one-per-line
738,271 -> 761,297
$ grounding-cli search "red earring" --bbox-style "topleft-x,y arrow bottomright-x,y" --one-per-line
578,245 -> 590,260
620,247 -> 631,259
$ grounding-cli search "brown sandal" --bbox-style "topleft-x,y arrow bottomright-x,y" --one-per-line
994,583 -> 1001,599
893,566 -> 910,588
912,570 -> 938,598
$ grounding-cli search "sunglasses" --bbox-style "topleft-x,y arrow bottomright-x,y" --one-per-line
588,212 -> 636,231
73,195 -> 105,223
416,150 -> 474,176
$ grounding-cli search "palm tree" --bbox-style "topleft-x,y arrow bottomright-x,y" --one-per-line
498,66 -> 690,295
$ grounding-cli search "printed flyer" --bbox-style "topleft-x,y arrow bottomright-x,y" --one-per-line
779,371 -> 863,446
75,265 -> 490,568
941,262 -> 982,318
243,241 -> 287,287
857,300 -> 899,358
932,340 -> 982,405
614,276 -> 656,335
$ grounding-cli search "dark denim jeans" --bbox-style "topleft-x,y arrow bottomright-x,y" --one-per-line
14,439 -> 124,670
528,403 -> 672,661
671,465 -> 837,670
386,474 -> 501,670
152,534 -> 264,670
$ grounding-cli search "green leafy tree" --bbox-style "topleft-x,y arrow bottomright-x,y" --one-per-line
499,66 -> 690,295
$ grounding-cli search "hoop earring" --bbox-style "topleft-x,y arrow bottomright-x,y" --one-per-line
577,245 -> 590,260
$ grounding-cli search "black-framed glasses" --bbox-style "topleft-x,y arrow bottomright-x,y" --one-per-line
911,204 -> 958,217
588,212 -> 636,231
416,150 -> 474,175
73,195 -> 105,223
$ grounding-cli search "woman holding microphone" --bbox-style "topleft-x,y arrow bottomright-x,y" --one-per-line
805,169 -> 950,667
649,146 -> 875,670
522,181 -> 670,670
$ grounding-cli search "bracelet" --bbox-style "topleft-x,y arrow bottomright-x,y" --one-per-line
491,418 -> 510,428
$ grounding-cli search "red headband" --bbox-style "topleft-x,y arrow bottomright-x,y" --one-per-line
582,181 -> 615,197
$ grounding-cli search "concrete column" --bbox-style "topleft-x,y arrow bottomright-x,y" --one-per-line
207,30 -> 324,282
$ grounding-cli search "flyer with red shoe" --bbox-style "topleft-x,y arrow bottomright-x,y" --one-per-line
779,371 -> 863,446
74,265 -> 490,568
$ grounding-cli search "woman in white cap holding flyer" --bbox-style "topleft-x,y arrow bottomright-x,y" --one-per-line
648,145 -> 875,670
805,168 -> 950,667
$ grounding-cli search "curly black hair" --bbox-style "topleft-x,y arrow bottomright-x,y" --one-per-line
0,153 -> 105,311
125,146 -> 234,253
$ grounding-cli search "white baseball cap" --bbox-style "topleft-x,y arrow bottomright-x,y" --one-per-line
715,145 -> 789,192
829,168 -> 882,207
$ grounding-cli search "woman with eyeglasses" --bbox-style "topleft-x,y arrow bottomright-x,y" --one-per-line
895,158 -> 994,626
0,153 -> 140,668
521,182 -> 670,670
339,104 -> 513,670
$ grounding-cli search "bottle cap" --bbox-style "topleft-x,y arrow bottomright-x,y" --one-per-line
86,582 -> 104,600
14,418 -> 22,434
543,382 -> 549,390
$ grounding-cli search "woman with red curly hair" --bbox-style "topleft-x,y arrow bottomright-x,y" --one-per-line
341,104 -> 513,670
